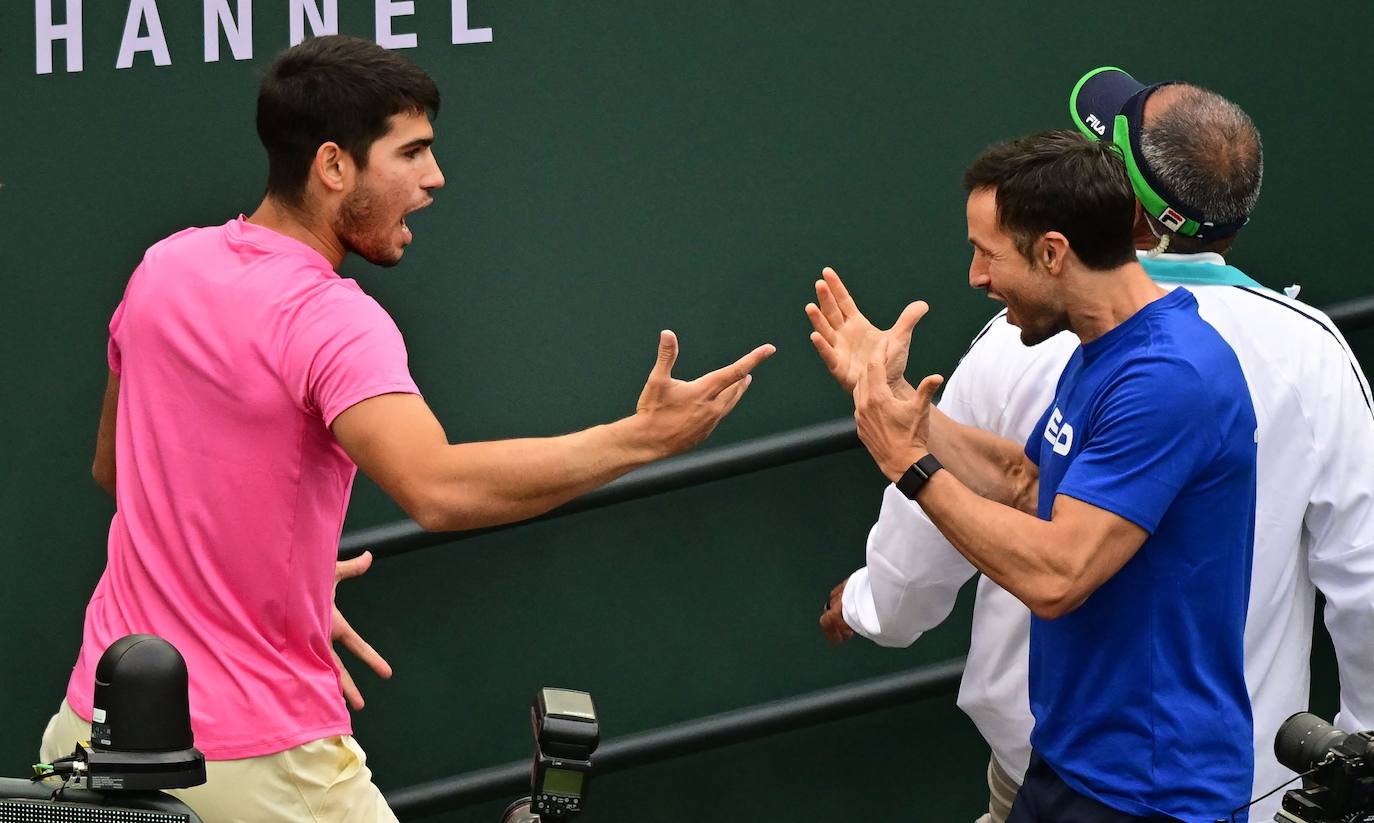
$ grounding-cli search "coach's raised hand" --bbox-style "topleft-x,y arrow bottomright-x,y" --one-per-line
806,267 -> 928,397
634,331 -> 776,457
853,340 -> 944,483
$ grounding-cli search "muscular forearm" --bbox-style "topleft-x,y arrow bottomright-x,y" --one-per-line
912,469 -> 1082,618
415,415 -> 661,531
929,408 -> 1037,512
338,335 -> 772,535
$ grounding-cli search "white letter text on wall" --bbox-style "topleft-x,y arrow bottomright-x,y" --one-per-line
116,0 -> 172,69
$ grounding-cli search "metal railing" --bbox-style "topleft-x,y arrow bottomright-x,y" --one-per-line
343,293 -> 1374,563
358,293 -> 1374,817
339,418 -> 860,560
386,659 -> 966,818
1327,293 -> 1374,331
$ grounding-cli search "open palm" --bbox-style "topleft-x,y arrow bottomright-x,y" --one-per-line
805,267 -> 927,395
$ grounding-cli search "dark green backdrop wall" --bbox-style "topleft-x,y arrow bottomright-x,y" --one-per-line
2,3 -> 1370,821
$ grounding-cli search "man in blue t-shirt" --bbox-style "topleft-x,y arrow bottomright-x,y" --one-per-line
823,129 -> 1258,822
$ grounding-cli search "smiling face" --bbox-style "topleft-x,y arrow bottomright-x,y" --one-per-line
965,187 -> 1063,346
334,110 -> 445,267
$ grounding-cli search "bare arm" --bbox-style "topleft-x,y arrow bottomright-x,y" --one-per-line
331,332 -> 774,532
915,473 -> 1146,618
853,356 -> 1146,619
333,395 -> 661,531
929,408 -> 1038,513
93,370 -> 119,497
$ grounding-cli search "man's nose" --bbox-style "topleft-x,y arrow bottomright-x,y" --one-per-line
968,261 -> 989,289
424,156 -> 445,191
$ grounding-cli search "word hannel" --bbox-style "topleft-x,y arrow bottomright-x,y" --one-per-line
34,0 -> 492,75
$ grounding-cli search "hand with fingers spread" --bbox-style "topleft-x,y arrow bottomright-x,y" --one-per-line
805,266 -> 928,397
819,578 -> 855,645
634,330 -> 776,457
853,339 -> 945,483
331,550 -> 393,711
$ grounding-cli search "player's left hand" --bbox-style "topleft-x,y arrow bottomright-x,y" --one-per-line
853,339 -> 944,483
332,550 -> 393,710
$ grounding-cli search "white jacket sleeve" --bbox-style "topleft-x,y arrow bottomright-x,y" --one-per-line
1304,333 -> 1374,733
841,314 -> 1075,647
842,485 -> 977,647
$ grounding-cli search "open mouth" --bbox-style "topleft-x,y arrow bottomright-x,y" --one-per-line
399,199 -> 433,243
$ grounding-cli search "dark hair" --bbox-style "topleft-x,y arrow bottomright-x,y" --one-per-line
1140,84 -> 1262,249
962,129 -> 1137,271
257,35 -> 440,207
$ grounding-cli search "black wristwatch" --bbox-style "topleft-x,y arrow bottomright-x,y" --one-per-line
895,454 -> 944,500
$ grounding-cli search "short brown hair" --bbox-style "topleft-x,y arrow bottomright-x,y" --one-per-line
257,35 -> 441,207
963,130 -> 1136,271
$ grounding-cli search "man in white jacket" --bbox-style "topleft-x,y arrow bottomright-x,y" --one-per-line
811,68 -> 1374,823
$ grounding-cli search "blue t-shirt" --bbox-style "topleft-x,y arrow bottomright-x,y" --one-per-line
1024,287 -> 1258,822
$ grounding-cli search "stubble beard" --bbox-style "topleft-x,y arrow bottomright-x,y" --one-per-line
336,180 -> 404,268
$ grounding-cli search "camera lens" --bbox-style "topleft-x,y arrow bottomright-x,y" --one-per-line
1275,711 -> 1349,773
500,799 -> 539,823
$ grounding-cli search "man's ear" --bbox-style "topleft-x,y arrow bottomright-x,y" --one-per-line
1039,231 -> 1071,276
312,142 -> 352,194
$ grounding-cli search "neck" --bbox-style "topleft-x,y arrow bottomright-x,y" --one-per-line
1062,260 -> 1168,344
1132,216 -> 1235,257
247,196 -> 347,269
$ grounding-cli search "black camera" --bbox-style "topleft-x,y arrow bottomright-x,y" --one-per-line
5,635 -> 205,822
1273,712 -> 1374,822
500,688 -> 599,823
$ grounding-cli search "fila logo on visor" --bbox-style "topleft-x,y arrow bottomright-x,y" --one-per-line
1044,407 -> 1074,456
1085,113 -> 1107,136
1159,207 -> 1187,231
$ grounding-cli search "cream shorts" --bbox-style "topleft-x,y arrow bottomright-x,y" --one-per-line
39,700 -> 398,823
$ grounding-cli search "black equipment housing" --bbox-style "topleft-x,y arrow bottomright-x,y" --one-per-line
528,688 -> 598,821
1274,712 -> 1374,822
81,635 -> 206,791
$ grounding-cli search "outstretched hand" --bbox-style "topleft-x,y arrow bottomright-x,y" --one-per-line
806,267 -> 928,396
635,331 -> 775,457
332,550 -> 393,711
853,339 -> 945,483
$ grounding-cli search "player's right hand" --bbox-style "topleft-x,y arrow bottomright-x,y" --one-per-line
633,331 -> 775,457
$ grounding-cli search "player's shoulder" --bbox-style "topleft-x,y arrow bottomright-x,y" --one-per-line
143,223 -> 221,259
292,275 -> 391,325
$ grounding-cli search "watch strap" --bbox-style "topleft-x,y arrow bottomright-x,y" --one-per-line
895,453 -> 944,500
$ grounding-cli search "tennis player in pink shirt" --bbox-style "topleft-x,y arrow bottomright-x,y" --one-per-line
40,35 -> 774,822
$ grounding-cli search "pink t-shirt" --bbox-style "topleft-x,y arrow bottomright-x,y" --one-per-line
67,217 -> 419,759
